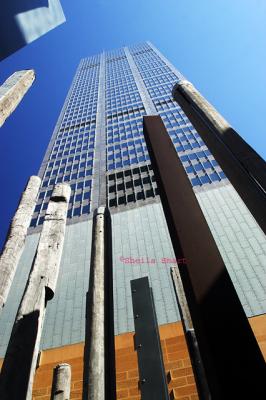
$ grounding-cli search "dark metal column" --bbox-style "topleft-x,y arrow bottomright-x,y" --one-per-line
143,115 -> 266,400
172,80 -> 266,235
171,267 -> 210,400
131,277 -> 169,400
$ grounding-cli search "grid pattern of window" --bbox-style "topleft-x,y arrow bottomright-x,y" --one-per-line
31,42 -> 227,225
107,164 -> 158,208
31,57 -> 100,227
105,49 -> 154,209
130,42 -> 226,188
106,50 -> 149,173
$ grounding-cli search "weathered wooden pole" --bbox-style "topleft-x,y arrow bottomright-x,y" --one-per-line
83,207 -> 116,400
50,364 -> 71,400
172,80 -> 266,234
0,183 -> 70,400
0,175 -> 41,310
0,70 -> 35,127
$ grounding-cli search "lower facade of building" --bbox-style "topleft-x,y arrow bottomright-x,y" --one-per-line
1,182 -> 266,356
0,317 -> 264,400
0,181 -> 266,398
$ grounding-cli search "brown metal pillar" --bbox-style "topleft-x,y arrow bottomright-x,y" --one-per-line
172,80 -> 266,235
143,115 -> 266,399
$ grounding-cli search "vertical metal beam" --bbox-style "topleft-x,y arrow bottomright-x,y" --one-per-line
51,364 -> 71,400
131,277 -> 169,400
143,115 -> 266,399
83,207 -> 116,400
0,175 -> 41,310
0,70 -> 35,127
0,184 -> 70,400
172,80 -> 266,234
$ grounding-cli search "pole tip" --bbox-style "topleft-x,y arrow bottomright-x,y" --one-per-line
172,80 -> 193,98
51,183 -> 71,203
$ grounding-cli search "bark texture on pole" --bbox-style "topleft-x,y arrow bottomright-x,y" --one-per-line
84,207 -> 106,400
83,206 -> 116,400
0,70 -> 35,127
0,175 -> 41,310
51,364 -> 71,400
172,80 -> 266,234
171,267 -> 192,331
0,183 -> 70,400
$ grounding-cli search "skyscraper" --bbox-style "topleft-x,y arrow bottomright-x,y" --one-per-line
0,42 -> 265,399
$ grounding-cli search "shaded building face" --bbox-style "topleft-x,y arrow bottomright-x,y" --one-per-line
0,0 -> 65,61
0,42 -> 265,361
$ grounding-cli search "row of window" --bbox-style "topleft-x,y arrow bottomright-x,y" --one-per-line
45,157 -> 94,177
67,87 -> 99,101
134,58 -> 166,72
67,90 -> 98,104
34,189 -> 91,214
71,79 -> 99,92
61,116 -> 96,127
105,84 -> 139,96
52,136 -> 95,152
107,118 -> 143,133
54,132 -> 95,147
57,121 -> 96,139
42,168 -> 93,187
154,98 -> 178,112
106,109 -> 145,126
108,188 -> 158,208
144,75 -> 176,89
130,44 -> 152,54
107,156 -> 149,171
106,52 -> 126,61
106,76 -> 135,88
31,202 -> 91,228
49,143 -> 95,160
64,104 -> 97,115
106,98 -> 142,111
107,164 -> 158,207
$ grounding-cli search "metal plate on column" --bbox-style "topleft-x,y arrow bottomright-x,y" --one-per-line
131,277 -> 169,400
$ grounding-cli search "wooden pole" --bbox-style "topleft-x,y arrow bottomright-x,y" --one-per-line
0,183 -> 70,400
50,364 -> 71,400
83,207 -> 116,400
0,175 -> 41,310
0,70 -> 35,127
172,80 -> 266,234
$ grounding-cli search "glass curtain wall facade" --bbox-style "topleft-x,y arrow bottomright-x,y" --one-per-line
0,42 -> 265,356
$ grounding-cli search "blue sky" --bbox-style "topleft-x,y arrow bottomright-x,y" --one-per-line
0,0 -> 265,248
